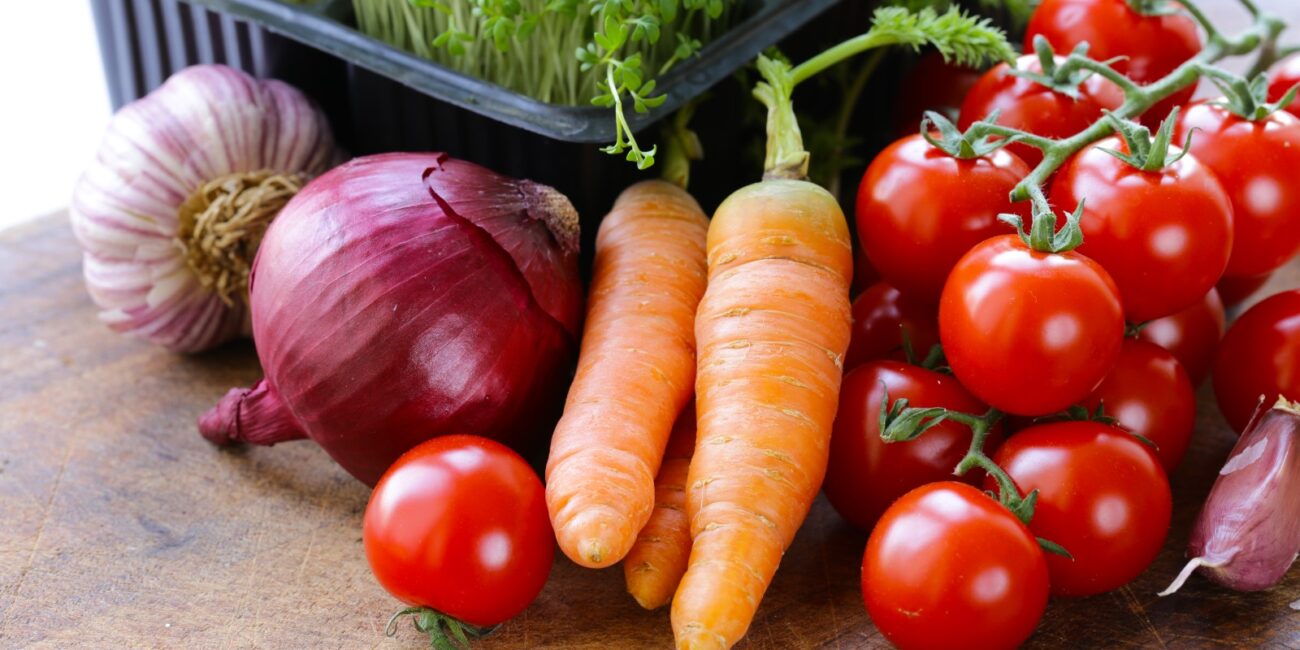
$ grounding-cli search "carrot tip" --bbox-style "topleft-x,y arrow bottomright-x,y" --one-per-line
578,538 -> 611,566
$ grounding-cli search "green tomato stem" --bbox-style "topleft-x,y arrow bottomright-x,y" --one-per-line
968,3 -> 1284,206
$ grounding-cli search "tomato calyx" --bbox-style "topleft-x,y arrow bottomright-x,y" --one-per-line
899,328 -> 950,374
919,110 -> 1018,159
385,606 -> 497,650
1202,67 -> 1300,121
1126,0 -> 1181,17
1012,37 -> 1117,100
999,199 -> 1085,254
1098,108 -> 1195,172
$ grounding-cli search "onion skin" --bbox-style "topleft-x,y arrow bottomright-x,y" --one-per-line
1163,399 -> 1300,595
199,153 -> 582,485
71,65 -> 338,352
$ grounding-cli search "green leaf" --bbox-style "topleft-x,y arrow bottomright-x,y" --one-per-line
1038,537 -> 1075,559
866,6 -> 1016,69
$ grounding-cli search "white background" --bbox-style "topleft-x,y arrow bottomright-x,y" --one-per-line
0,3 -> 112,232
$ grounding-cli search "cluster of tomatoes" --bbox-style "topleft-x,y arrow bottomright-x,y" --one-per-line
827,0 -> 1300,648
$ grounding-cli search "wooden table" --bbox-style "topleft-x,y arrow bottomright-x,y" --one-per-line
3,206 -> 1299,649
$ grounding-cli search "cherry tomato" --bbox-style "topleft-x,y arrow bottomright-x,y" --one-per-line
1082,338 -> 1196,473
1176,102 -> 1300,277
845,281 -> 939,371
856,133 -> 1032,303
1025,0 -> 1201,126
958,54 -> 1124,167
1049,136 -> 1233,321
940,235 -> 1125,416
991,422 -> 1172,597
1213,290 -> 1300,433
1267,55 -> 1300,119
364,435 -> 553,627
1217,270 -> 1273,308
893,51 -> 985,137
862,482 -> 1049,650
1138,288 -> 1225,385
826,361 -> 1003,531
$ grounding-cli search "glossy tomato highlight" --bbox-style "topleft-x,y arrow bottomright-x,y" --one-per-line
1213,290 -> 1300,433
1138,288 -> 1225,385
1083,338 -> 1197,473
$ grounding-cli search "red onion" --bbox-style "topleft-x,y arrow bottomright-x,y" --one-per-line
1161,397 -> 1300,595
198,153 -> 582,485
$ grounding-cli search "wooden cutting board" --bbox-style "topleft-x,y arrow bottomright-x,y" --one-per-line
2,207 -> 1298,649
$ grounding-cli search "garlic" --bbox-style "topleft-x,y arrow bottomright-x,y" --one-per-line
71,65 -> 339,352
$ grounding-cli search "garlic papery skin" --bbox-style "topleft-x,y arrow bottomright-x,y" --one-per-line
71,64 -> 339,353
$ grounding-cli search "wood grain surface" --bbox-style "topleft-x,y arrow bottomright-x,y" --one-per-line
5,2 -> 1300,645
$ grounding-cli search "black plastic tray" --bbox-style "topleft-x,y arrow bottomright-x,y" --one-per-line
179,0 -> 837,142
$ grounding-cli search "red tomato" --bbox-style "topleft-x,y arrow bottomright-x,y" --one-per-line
1176,102 -> 1300,277
1138,288 -> 1225,385
862,482 -> 1049,650
1267,55 -> 1300,119
856,133 -> 1032,303
852,245 -> 880,297
893,51 -> 985,137
1082,338 -> 1196,473
845,281 -> 939,371
991,422 -> 1172,597
364,435 -> 553,627
1049,136 -> 1233,321
939,235 -> 1125,416
1213,290 -> 1300,433
958,54 -> 1124,167
825,361 -> 1003,530
1217,270 -> 1273,308
1025,0 -> 1201,126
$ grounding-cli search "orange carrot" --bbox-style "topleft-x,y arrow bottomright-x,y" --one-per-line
624,402 -> 697,609
671,179 -> 853,649
545,179 -> 709,569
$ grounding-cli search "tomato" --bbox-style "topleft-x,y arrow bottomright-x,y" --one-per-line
845,281 -> 939,371
825,360 -> 1003,531
1025,0 -> 1201,126
364,435 -> 553,627
1082,338 -> 1196,473
1049,137 -> 1232,321
991,422 -> 1172,597
862,482 -> 1049,650
1138,288 -> 1225,385
1267,55 -> 1300,119
1213,290 -> 1300,433
1176,102 -> 1300,277
958,54 -> 1124,167
1217,270 -> 1273,308
893,51 -> 985,137
939,235 -> 1125,416
856,133 -> 1032,303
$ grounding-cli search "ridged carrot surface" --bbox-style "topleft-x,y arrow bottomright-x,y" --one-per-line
546,180 -> 709,568
624,402 -> 697,609
672,179 -> 853,649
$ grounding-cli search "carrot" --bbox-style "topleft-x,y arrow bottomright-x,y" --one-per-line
670,137 -> 852,648
624,402 -> 697,609
545,179 -> 709,569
